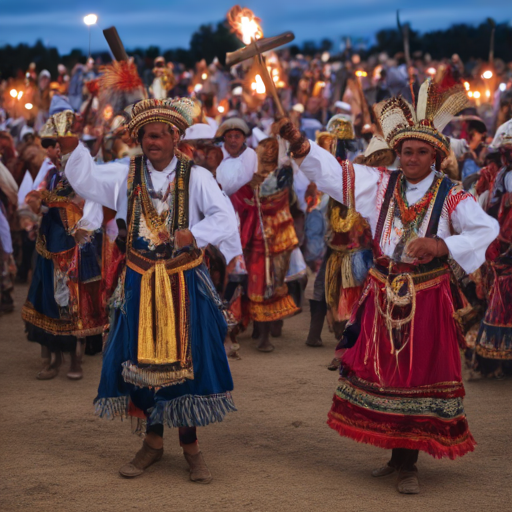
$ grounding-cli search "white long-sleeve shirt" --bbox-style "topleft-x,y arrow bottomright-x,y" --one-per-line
66,143 -> 242,263
0,207 -> 13,254
300,142 -> 499,274
216,145 -> 258,197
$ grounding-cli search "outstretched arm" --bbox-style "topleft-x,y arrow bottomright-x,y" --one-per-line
61,138 -> 128,213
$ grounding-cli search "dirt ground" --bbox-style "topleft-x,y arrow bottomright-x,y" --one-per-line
1,284 -> 511,512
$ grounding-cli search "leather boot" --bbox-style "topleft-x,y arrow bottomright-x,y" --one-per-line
183,451 -> 212,484
67,339 -> 85,380
37,350 -> 62,380
119,440 -> 164,478
257,322 -> 274,352
305,300 -> 326,347
270,319 -> 283,338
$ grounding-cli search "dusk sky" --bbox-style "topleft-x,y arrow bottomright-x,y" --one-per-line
1,1 -> 511,54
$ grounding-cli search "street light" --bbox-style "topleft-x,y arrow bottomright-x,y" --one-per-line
83,14 -> 98,58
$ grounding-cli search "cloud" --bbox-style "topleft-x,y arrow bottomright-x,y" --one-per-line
0,0 -> 510,53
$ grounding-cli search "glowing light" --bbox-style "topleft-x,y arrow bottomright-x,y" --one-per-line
473,91 -> 481,99
227,6 -> 263,45
468,91 -> 473,98
499,83 -> 507,92
482,70 -> 493,79
355,70 -> 367,78
201,73 -> 207,80
464,82 -> 470,91
273,75 -> 279,83
427,67 -> 436,75
485,90 -> 491,98
251,74 -> 266,94
9,89 -> 17,98
83,14 -> 98,26
321,52 -> 330,63
240,16 -> 261,44
218,106 -> 225,113
272,69 -> 279,76
25,103 -> 33,110
17,91 -> 23,100
194,83 -> 203,92
103,105 -> 113,121
276,80 -> 285,88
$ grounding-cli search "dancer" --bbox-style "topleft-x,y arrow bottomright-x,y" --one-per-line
276,72 -> 499,494
60,98 -> 240,483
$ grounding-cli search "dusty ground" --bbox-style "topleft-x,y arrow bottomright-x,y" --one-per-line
1,284 -> 511,512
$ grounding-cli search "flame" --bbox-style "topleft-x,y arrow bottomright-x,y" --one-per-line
251,75 -> 266,94
227,6 -> 263,45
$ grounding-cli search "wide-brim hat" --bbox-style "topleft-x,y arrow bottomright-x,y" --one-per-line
215,118 -> 251,138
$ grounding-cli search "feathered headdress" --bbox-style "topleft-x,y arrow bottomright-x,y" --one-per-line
374,67 -> 469,157
127,98 -> 198,137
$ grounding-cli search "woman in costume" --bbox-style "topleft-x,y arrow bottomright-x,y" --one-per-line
60,98 -> 240,484
22,113 -> 105,380
276,71 -> 499,494
473,120 -> 512,376
226,137 -> 300,352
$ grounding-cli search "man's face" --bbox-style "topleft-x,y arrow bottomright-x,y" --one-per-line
500,144 -> 512,167
141,122 -> 176,169
46,142 -> 61,164
224,129 -> 245,157
400,139 -> 436,183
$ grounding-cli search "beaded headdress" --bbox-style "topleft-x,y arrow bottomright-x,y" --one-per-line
374,68 -> 469,157
127,98 -> 197,137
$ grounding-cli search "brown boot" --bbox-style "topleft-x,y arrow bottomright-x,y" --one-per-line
305,300 -> 326,347
270,319 -> 283,338
184,451 -> 212,484
397,469 -> 420,494
67,340 -> 85,380
119,441 -> 164,478
371,464 -> 396,477
37,351 -> 62,380
257,322 -> 274,352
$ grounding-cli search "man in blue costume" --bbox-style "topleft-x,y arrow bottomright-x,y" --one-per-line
59,98 -> 241,484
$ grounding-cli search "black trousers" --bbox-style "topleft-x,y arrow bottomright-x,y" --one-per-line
389,448 -> 419,471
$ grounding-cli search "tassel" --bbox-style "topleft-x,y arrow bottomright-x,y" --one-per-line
137,262 -> 179,365
155,261 -> 178,363
325,251 -> 343,309
137,266 -> 156,363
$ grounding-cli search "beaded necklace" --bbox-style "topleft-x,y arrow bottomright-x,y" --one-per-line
139,158 -> 175,243
393,172 -> 441,229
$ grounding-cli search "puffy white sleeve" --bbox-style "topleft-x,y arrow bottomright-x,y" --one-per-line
216,148 -> 257,197
299,141 -> 381,226
75,200 -> 104,232
65,143 -> 129,215
0,207 -> 13,254
444,196 -> 499,274
505,170 -> 512,193
188,166 -> 242,263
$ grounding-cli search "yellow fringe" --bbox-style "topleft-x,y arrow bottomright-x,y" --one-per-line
249,294 -> 300,322
325,251 -> 343,310
137,261 -> 179,365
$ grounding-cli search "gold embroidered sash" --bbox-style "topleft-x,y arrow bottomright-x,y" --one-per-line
127,250 -> 202,365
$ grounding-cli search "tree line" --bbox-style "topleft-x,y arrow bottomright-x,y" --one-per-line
1,19 -> 511,80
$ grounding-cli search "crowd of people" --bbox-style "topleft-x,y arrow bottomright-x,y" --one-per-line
0,26 -> 511,494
